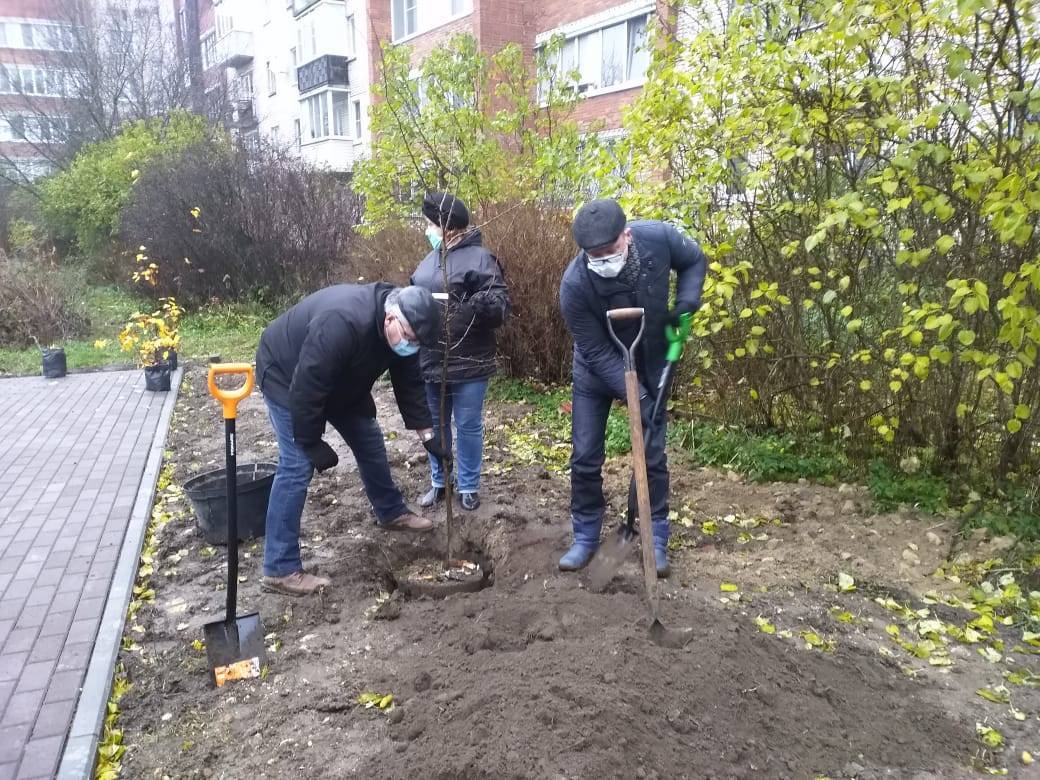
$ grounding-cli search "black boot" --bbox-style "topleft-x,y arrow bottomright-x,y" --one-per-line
420,487 -> 445,508
459,492 -> 480,511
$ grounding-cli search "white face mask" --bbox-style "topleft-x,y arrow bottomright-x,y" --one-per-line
587,249 -> 626,278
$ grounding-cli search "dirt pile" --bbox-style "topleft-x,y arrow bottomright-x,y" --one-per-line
114,370 -> 1031,779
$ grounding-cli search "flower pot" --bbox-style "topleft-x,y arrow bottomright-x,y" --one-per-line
184,462 -> 276,544
155,347 -> 178,371
144,363 -> 171,392
42,348 -> 67,378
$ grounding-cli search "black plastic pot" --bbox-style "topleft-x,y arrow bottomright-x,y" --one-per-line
155,347 -> 178,371
185,462 -> 276,545
42,348 -> 66,378
144,363 -> 171,392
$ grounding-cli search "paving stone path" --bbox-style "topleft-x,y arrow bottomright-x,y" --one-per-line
0,370 -> 176,779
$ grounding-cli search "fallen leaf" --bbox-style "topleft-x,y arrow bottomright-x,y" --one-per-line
755,616 -> 776,634
720,583 -> 739,592
838,572 -> 856,592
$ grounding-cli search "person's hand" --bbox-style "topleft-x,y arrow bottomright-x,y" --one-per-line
301,441 -> 338,472
423,436 -> 454,469
667,303 -> 696,329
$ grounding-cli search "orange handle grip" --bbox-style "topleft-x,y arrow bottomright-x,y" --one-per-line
207,363 -> 255,419
606,307 -> 645,321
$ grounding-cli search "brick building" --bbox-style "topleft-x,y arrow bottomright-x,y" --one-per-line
366,0 -> 672,134
0,0 -> 79,180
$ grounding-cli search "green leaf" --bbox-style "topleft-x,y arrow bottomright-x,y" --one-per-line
957,330 -> 976,346
1007,419 -> 1022,434
1014,404 -> 1030,420
846,319 -> 863,333
755,616 -> 776,634
838,572 -> 856,592
935,235 -> 956,255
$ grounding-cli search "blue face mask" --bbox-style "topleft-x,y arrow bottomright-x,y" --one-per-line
426,225 -> 442,250
392,337 -> 419,357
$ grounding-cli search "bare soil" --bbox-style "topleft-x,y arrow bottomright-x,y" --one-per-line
115,368 -> 1039,779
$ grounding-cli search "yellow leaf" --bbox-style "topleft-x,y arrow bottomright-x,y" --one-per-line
976,687 -> 1010,704
755,616 -> 776,634
720,583 -> 739,592
838,572 -> 856,592
1022,751 -> 1033,765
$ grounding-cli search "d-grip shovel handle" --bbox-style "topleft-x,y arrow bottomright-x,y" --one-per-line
208,364 -> 255,419
605,307 -> 646,370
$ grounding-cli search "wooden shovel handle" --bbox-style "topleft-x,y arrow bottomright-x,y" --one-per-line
607,307 -> 645,321
625,370 -> 659,618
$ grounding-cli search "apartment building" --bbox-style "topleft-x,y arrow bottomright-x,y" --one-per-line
0,1 -> 79,180
175,0 -> 368,173
366,0 -> 668,133
174,1 -> 665,174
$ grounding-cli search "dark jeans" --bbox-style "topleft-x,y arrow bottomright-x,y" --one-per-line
263,396 -> 409,577
570,365 -> 669,534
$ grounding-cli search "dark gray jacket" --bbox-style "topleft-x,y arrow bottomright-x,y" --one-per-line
255,283 -> 432,446
410,229 -> 510,383
559,220 -> 707,400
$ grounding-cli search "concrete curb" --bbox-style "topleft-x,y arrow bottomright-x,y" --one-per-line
57,368 -> 183,780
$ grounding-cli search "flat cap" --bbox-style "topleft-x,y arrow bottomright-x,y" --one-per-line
422,191 -> 470,231
571,199 -> 627,250
395,286 -> 442,348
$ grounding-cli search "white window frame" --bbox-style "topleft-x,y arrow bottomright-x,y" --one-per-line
201,32 -> 217,69
345,13 -> 356,56
301,88 -> 351,142
267,61 -> 277,95
391,0 -> 472,44
353,99 -> 362,139
536,5 -> 654,100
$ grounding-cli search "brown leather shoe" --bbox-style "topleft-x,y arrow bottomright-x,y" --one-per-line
261,571 -> 330,596
379,512 -> 434,533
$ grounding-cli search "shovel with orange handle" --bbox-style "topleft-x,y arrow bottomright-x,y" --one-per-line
202,363 -> 267,687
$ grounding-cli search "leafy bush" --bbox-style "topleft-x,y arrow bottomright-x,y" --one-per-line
40,111 -> 211,254
120,141 -> 363,305
610,0 -> 1039,484
0,257 -> 90,347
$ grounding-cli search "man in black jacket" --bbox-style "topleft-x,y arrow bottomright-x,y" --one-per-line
559,199 -> 706,578
255,283 -> 450,596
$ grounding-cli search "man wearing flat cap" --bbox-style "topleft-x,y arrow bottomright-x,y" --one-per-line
255,283 -> 451,596
559,199 -> 706,577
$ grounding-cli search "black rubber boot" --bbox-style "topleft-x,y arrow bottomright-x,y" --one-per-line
460,492 -> 480,511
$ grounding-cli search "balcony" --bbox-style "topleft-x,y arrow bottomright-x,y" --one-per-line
292,0 -> 322,17
296,54 -> 350,94
214,30 -> 254,69
230,98 -> 258,130
299,136 -> 356,173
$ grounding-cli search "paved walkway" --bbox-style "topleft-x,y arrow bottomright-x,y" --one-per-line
0,370 -> 178,780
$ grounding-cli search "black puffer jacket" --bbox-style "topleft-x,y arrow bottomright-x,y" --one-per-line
255,283 -> 432,446
410,229 -> 510,383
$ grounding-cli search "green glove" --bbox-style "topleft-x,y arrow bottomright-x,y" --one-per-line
664,311 -> 693,362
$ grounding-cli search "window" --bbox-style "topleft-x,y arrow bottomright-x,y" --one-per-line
332,91 -> 349,136
353,99 -> 362,138
345,14 -> 356,55
201,33 -> 216,69
290,46 -> 297,68
294,118 -> 301,148
9,116 -> 25,138
450,0 -> 469,15
267,61 -> 277,94
271,125 -> 280,141
540,13 -> 652,96
238,71 -> 254,98
304,92 -> 328,138
392,0 -> 417,40
216,14 -> 234,38
21,23 -> 34,48
0,24 -> 7,47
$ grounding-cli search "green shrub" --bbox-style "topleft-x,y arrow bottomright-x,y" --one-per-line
39,111 -> 212,254
866,460 -> 950,513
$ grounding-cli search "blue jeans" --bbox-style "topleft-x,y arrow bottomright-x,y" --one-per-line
424,379 -> 489,494
263,396 -> 409,577
570,364 -> 669,544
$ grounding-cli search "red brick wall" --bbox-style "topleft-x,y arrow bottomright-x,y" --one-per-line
0,1 -> 70,20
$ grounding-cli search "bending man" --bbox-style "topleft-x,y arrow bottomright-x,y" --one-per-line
256,283 -> 450,596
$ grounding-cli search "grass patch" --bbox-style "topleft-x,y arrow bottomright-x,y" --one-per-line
669,421 -> 849,484
866,459 -> 949,513
0,285 -> 275,375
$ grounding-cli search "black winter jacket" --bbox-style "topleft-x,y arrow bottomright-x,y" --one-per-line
559,220 -> 707,401
410,229 -> 510,383
255,283 -> 432,446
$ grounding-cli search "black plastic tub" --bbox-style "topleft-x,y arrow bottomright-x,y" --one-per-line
42,348 -> 66,378
144,363 -> 171,392
185,462 -> 276,545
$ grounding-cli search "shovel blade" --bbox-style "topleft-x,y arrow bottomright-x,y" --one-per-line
649,618 -> 695,649
587,523 -> 637,592
203,612 -> 266,687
